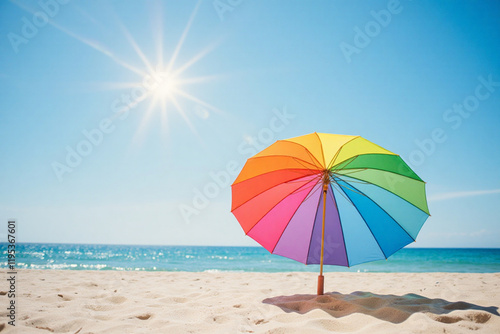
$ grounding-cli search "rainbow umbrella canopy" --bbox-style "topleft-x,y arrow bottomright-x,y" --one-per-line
231,133 -> 429,294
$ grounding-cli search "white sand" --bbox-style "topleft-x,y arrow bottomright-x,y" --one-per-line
1,270 -> 499,333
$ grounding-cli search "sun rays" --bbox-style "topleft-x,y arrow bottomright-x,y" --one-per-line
123,0 -> 223,141
14,0 -> 222,141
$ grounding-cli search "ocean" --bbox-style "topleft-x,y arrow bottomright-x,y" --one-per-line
1,243 -> 499,273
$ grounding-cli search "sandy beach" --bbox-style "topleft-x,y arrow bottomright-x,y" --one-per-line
0,270 -> 498,333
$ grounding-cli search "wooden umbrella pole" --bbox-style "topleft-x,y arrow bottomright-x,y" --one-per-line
317,182 -> 328,295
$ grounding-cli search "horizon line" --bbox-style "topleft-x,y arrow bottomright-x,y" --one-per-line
2,241 -> 499,250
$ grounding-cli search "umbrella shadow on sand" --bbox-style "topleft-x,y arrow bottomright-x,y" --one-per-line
263,292 -> 499,324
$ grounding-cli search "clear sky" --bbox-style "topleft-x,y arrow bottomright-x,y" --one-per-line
1,0 -> 499,248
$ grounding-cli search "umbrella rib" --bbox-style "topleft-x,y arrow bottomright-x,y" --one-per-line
330,180 -> 356,204
331,136 -> 399,169
280,139 -> 325,168
314,132 -> 326,167
330,179 -> 380,263
335,173 -> 429,215
246,155 -> 321,169
288,156 -> 323,174
334,165 -> 425,183
240,155 -> 322,174
327,136 -> 397,170
244,178 -> 319,236
336,183 -> 389,260
326,136 -> 360,170
301,175 -> 323,202
332,176 -> 370,197
330,153 -> 423,182
330,154 -> 361,171
339,178 -> 417,242
334,169 -> 367,176
328,185 -> 350,267
270,182 -> 320,254
231,171 -> 320,212
305,186 -> 324,264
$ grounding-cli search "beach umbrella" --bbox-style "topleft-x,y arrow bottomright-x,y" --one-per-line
231,133 -> 429,295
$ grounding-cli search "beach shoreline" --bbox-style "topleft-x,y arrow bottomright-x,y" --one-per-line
1,270 -> 499,333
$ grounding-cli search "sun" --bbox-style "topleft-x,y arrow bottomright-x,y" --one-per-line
149,70 -> 179,102
126,2 -> 222,138
135,58 -> 217,137
40,0 -> 221,138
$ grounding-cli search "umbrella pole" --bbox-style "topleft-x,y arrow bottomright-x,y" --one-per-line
317,183 -> 328,295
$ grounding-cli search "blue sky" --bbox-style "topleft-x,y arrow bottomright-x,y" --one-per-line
1,0 -> 499,247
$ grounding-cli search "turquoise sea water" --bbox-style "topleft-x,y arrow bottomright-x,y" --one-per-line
1,243 -> 499,273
